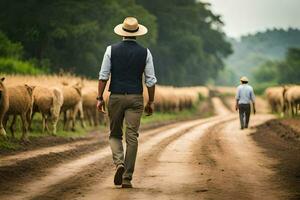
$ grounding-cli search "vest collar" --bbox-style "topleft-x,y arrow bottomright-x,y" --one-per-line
122,38 -> 137,42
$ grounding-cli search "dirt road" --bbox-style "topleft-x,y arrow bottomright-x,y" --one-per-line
0,97 -> 299,200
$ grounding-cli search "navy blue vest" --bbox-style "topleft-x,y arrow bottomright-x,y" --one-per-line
109,40 -> 147,94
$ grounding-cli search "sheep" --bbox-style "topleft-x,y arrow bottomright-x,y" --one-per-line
152,86 -> 203,112
3,84 -> 34,141
61,82 -> 85,131
282,85 -> 293,115
30,86 -> 64,135
0,77 -> 9,137
284,85 -> 300,116
82,87 -> 106,126
265,87 -> 284,113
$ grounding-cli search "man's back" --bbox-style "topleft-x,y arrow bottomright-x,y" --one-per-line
236,84 -> 255,104
110,40 -> 147,94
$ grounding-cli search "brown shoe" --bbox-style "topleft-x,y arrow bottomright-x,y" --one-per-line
114,164 -> 124,185
122,179 -> 132,188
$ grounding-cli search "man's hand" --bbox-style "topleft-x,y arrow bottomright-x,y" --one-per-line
144,102 -> 154,116
97,100 -> 106,114
97,80 -> 107,114
253,107 -> 256,115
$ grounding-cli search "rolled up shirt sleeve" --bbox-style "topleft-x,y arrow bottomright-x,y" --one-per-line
144,49 -> 157,87
98,46 -> 111,80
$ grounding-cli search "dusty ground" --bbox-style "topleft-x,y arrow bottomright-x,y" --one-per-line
0,132 -> 100,155
0,97 -> 299,200
251,119 -> 300,199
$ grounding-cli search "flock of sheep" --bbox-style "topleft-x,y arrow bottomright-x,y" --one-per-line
2,73 -> 298,142
265,85 -> 300,116
0,75 -> 208,141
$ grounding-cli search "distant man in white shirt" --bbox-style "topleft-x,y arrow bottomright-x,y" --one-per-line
235,76 -> 256,129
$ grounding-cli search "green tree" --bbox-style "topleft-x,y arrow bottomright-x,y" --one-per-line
226,28 -> 300,83
278,48 -> 300,84
0,31 -> 23,59
0,31 -> 46,74
215,68 -> 238,86
0,58 -> 44,75
0,0 -> 157,78
253,48 -> 300,86
137,0 -> 232,85
253,60 -> 279,84
0,0 -> 231,84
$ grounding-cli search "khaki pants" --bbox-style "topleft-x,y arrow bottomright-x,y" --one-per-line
108,94 -> 144,181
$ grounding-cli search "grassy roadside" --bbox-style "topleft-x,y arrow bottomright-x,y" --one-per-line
141,100 -> 213,126
0,115 -> 105,151
141,108 -> 197,125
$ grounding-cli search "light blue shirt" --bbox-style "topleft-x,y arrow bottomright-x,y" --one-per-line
236,84 -> 255,104
98,40 -> 157,87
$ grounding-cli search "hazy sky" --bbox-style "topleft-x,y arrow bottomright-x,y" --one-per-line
203,0 -> 300,38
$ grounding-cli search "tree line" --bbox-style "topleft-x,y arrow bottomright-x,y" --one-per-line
0,0 -> 231,86
216,28 -> 300,86
254,48 -> 300,86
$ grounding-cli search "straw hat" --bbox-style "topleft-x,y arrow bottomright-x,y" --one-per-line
114,17 -> 148,37
240,76 -> 249,82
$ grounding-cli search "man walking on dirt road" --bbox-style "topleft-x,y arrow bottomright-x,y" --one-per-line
96,17 -> 157,188
235,76 -> 256,129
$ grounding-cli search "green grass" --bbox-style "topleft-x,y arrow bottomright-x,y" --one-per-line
0,57 -> 47,75
141,109 -> 197,125
31,114 -> 104,138
5,113 -> 101,139
141,100 -> 211,125
0,138 -> 21,150
1,112 -> 122,151
0,113 -> 105,151
278,113 -> 300,120
216,92 -> 235,98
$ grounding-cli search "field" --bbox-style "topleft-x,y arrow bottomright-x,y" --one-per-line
0,75 -> 300,199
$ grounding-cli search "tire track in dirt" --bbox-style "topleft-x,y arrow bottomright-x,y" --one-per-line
0,115 -> 217,200
111,113 -> 287,200
27,121 -> 201,200
0,139 -> 101,167
30,117 -> 218,200
250,118 -> 300,199
193,114 -> 289,200
0,123 -> 175,167
89,117 -> 237,200
76,97 -> 234,200
0,97 -> 227,200
0,122 -> 180,196
0,140 -> 107,196
211,97 -> 231,116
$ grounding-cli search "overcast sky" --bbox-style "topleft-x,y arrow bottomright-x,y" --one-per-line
203,0 -> 300,38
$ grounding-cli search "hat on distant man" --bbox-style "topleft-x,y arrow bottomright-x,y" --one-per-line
240,76 -> 249,82
114,17 -> 148,37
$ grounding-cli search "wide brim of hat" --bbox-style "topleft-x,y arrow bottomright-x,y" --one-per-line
114,24 -> 148,37
240,77 -> 249,82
